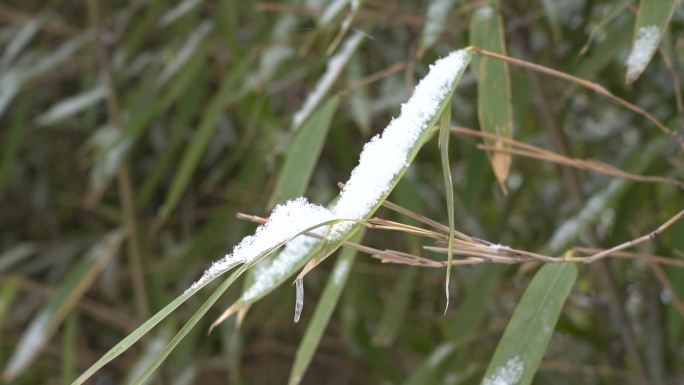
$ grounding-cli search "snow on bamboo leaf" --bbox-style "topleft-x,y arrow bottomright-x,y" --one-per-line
625,25 -> 660,83
188,198 -> 334,291
196,49 -> 470,308
330,49 -> 469,238
294,278 -> 304,322
483,356 -> 524,385
242,230 -> 323,301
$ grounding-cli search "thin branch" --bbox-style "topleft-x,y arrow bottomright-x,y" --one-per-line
470,47 -> 684,149
573,248 -> 684,270
582,209 -> 684,263
338,61 -> 406,96
451,126 -> 684,188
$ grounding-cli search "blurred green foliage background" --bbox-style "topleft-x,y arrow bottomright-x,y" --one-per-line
1,0 -> 684,384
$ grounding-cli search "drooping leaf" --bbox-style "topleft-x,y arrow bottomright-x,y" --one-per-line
438,105 -> 455,311
470,1 -> 513,189
481,263 -> 577,385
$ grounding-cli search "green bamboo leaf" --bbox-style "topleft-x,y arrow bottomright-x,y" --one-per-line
288,230 -> 364,385
420,0 -> 460,54
470,1 -> 513,189
438,105 -> 455,311
73,218 -> 344,385
3,230 -> 125,382
71,259 -> 243,385
129,218 -> 349,385
129,265 -> 248,385
123,328 -> 172,384
481,263 -> 577,385
625,0 -> 676,84
269,96 -> 340,207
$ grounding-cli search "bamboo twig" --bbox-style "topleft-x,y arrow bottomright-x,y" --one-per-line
582,209 -> 684,263
470,47 -> 684,149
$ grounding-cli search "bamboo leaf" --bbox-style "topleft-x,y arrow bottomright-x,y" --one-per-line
129,266 -> 249,385
438,105 -> 454,311
625,0 -> 676,84
470,1 -> 513,189
73,218 -> 344,385
70,260 -> 242,385
3,230 -> 124,382
481,263 -> 577,385
287,230 -> 364,385
269,96 -> 340,207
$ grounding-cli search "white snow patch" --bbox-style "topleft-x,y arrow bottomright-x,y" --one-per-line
548,179 -> 623,253
291,30 -> 364,129
330,49 -> 469,238
488,243 -> 509,251
483,356 -> 524,385
294,277 -> 304,322
626,25 -> 660,81
189,198 -> 334,291
242,228 -> 323,301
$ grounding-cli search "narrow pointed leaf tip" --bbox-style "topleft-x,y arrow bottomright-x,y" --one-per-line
330,49 -> 470,238
188,198 -> 334,291
291,31 -> 364,130
625,25 -> 660,83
